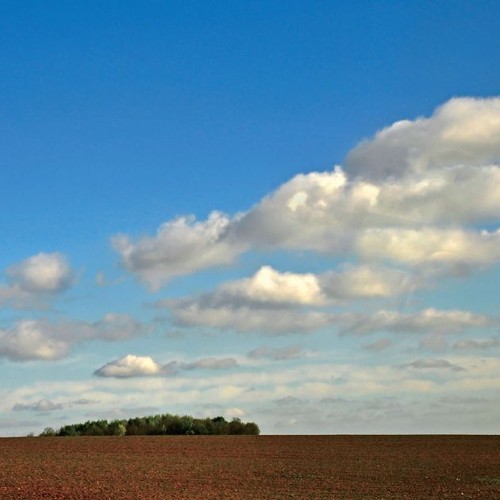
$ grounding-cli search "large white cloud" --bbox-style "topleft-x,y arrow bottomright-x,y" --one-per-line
111,97 -> 500,288
0,314 -> 146,362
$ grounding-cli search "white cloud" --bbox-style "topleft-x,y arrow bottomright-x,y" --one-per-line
112,211 -> 245,290
0,314 -> 146,362
0,252 -> 75,310
342,308 -> 493,335
161,263 -> 418,334
0,321 -> 71,361
234,164 -> 499,253
111,97 -> 500,286
94,355 -> 162,378
6,252 -> 74,293
346,96 -> 500,180
221,266 -> 325,306
221,264 -> 416,305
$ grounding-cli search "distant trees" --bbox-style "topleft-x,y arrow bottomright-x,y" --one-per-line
42,414 -> 260,437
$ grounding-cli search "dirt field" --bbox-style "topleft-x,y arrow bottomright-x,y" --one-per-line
0,435 -> 498,499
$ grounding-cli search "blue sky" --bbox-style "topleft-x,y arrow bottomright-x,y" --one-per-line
1,1 -> 499,435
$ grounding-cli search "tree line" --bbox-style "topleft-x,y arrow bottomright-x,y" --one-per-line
38,413 -> 260,437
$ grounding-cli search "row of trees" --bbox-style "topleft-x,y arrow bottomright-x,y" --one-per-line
39,414 -> 260,437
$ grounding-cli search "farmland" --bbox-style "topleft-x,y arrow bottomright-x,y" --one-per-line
1,435 -> 498,498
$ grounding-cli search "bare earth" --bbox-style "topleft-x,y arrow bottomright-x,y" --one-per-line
0,435 -> 498,499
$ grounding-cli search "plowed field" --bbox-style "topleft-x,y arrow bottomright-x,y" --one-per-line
1,435 -> 498,499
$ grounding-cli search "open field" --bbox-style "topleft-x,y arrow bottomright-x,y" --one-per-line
1,435 -> 498,499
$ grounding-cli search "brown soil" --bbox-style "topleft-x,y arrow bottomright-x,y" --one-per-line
0,435 -> 498,499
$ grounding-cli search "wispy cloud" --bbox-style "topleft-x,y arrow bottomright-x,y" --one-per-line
248,345 -> 304,361
341,308 -> 494,336
400,358 -> 465,372
362,339 -> 392,351
453,338 -> 500,351
12,399 -> 63,412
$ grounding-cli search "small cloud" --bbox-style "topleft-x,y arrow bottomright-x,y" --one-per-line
179,357 -> 237,370
248,345 -> 303,361
94,355 -> 162,378
400,359 -> 465,372
13,399 -> 63,412
362,338 -> 392,351
6,252 -> 74,293
218,266 -> 325,306
0,252 -> 75,310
